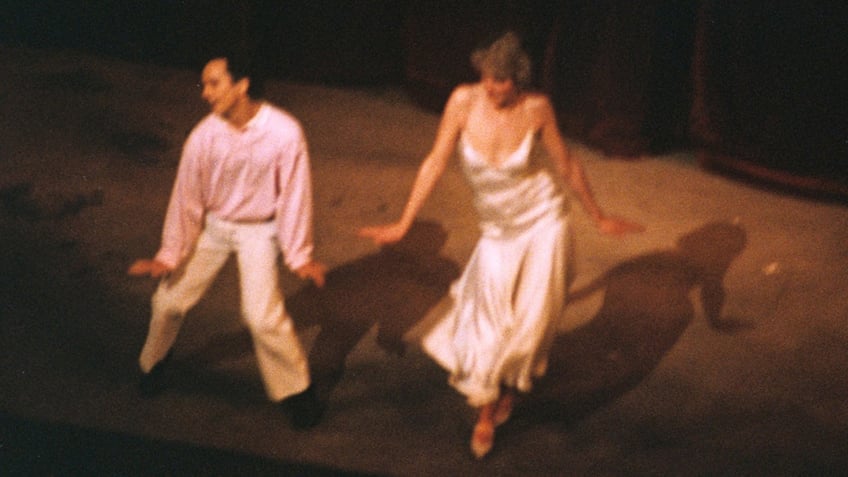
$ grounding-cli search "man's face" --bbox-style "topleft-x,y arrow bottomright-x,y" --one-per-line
482,73 -> 517,109
201,58 -> 247,117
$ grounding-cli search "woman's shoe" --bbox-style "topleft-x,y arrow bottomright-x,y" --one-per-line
470,420 -> 494,459
493,393 -> 514,427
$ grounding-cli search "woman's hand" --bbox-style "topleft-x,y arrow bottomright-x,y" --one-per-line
597,216 -> 645,236
358,222 -> 408,246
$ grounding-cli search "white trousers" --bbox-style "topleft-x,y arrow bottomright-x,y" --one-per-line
138,214 -> 310,401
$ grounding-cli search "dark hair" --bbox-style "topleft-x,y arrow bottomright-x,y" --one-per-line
222,54 -> 266,99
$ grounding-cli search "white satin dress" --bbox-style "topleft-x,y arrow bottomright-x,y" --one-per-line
421,129 -> 572,407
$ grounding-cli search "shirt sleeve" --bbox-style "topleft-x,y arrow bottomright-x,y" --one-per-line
275,131 -> 315,271
154,128 -> 207,269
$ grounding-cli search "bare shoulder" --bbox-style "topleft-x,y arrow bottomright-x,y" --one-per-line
441,83 -> 478,127
447,83 -> 477,109
523,91 -> 555,114
521,92 -> 557,131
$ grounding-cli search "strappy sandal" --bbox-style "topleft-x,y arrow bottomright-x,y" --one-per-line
493,393 -> 514,427
470,420 -> 495,459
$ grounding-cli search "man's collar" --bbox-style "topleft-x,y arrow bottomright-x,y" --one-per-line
244,102 -> 268,129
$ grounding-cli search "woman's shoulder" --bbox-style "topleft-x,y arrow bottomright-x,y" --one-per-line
443,83 -> 480,122
448,82 -> 479,104
522,90 -> 553,109
520,91 -> 556,124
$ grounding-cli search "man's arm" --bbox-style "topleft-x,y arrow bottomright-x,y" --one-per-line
128,125 -> 207,277
275,126 -> 325,287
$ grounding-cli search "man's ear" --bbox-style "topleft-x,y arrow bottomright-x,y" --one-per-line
236,77 -> 250,97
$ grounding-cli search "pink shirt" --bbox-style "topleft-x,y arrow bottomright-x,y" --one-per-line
155,103 -> 315,271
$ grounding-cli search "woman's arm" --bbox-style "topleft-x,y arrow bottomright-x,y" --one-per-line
359,87 -> 469,244
537,96 -> 643,235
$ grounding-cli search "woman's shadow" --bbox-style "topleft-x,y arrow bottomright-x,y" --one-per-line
526,220 -> 751,426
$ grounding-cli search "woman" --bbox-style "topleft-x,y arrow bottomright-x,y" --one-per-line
359,32 -> 642,458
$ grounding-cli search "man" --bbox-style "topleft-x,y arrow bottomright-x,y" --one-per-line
128,55 -> 326,429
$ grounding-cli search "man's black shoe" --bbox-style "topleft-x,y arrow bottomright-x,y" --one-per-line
280,385 -> 325,430
139,351 -> 172,398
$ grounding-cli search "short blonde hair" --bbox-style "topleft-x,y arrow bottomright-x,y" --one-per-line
470,31 -> 532,89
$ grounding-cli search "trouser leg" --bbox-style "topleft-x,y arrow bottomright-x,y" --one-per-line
235,225 -> 310,402
138,233 -> 229,373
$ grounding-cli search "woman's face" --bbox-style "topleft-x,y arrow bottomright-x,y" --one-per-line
481,73 -> 517,109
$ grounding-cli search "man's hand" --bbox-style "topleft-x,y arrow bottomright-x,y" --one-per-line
127,259 -> 173,278
295,260 -> 327,288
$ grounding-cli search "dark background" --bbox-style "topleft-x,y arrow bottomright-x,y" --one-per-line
3,1 -> 847,198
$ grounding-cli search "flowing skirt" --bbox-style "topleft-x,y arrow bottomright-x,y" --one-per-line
421,212 -> 571,406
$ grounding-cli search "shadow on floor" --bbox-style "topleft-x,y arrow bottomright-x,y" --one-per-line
179,220 -> 461,403
174,220 -> 751,425
525,221 -> 750,425
289,220 -> 461,401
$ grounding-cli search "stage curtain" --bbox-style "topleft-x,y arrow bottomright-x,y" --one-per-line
544,1 -> 696,156
690,2 -> 848,198
403,1 -> 847,197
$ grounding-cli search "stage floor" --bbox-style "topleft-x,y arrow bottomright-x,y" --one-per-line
2,46 -> 847,476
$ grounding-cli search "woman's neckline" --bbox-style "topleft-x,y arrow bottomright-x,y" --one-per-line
461,129 -> 535,168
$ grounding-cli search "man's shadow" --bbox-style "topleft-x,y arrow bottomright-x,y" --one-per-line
286,220 -> 461,400
524,221 -> 750,426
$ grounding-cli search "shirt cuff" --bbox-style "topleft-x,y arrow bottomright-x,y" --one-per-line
153,249 -> 180,270
284,249 -> 313,272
